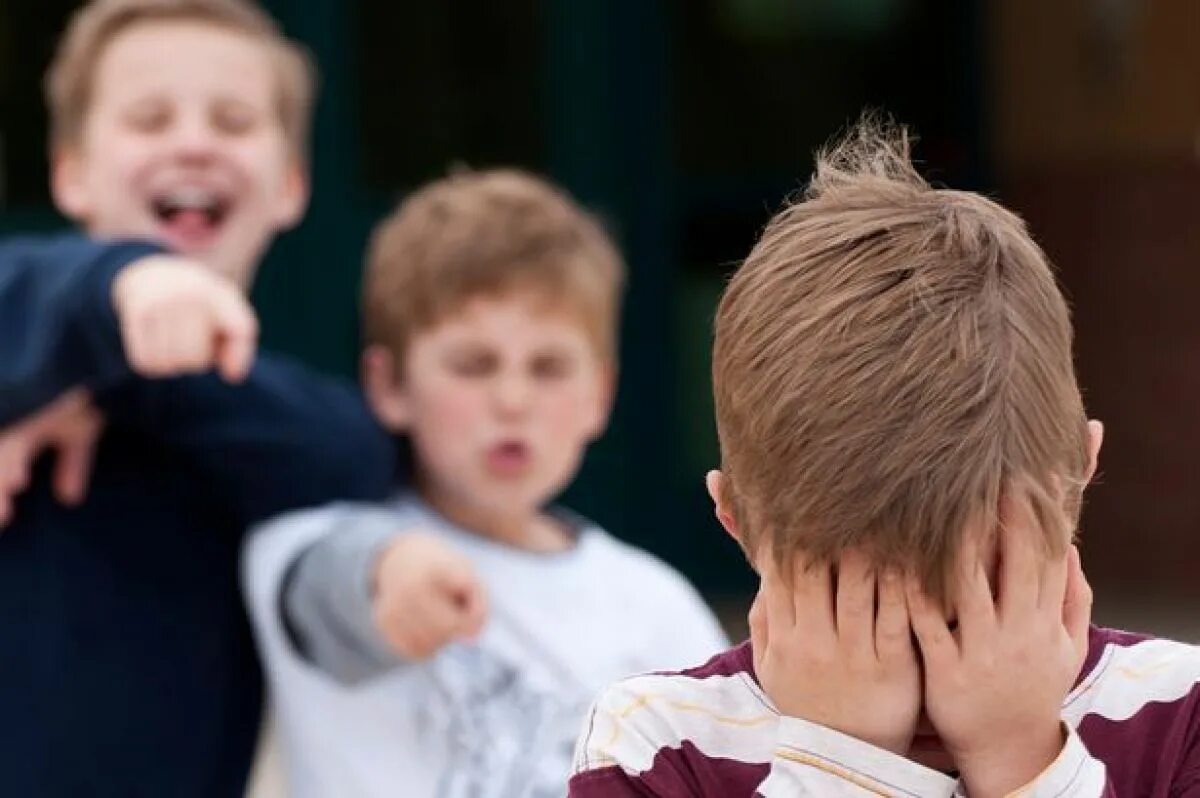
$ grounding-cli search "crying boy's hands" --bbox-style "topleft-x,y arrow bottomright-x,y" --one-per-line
371,533 -> 488,661
906,492 -> 1091,797
750,548 -> 921,757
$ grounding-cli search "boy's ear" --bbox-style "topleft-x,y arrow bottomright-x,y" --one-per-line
272,160 -> 310,230
1083,419 -> 1104,485
361,345 -> 409,432
705,469 -> 741,543
50,147 -> 92,223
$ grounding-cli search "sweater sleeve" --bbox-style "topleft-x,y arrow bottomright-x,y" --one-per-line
570,679 -> 956,798
758,716 -> 955,796
275,509 -> 408,684
96,355 -> 397,531
0,234 -> 160,423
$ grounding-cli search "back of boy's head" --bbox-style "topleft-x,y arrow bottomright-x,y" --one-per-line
364,169 -> 625,369
46,0 -> 315,155
712,117 -> 1089,601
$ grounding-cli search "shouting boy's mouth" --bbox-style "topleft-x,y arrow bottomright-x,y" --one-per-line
150,186 -> 232,251
485,439 -> 532,477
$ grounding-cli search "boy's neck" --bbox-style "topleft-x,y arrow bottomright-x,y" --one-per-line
415,485 -> 572,553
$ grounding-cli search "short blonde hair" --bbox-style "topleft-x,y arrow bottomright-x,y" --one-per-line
45,0 -> 315,154
713,119 -> 1089,601
364,169 -> 625,368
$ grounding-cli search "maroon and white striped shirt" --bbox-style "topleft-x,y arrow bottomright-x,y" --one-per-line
570,626 -> 1200,796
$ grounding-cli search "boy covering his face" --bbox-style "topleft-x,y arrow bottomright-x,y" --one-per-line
569,119 -> 1200,797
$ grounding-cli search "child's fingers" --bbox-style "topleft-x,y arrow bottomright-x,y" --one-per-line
874,568 -> 911,662
998,490 -> 1041,622
391,592 -> 462,659
791,552 -> 834,642
834,549 -> 875,649
953,531 -> 996,648
905,573 -> 957,668
0,437 -> 32,495
432,557 -> 480,597
52,436 -> 97,507
144,312 -> 175,374
212,294 -> 258,384
1062,546 -> 1093,657
1038,547 -> 1071,617
0,434 -> 25,527
431,559 -> 489,637
0,460 -> 29,491
456,579 -> 489,639
217,332 -> 256,384
170,313 -> 210,373
149,322 -> 175,375
121,317 -> 152,376
757,550 -> 796,632
425,592 -> 476,646
33,389 -> 88,427
158,314 -> 187,374
0,433 -> 33,529
392,616 -> 436,660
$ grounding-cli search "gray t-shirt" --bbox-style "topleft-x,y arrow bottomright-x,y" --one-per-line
241,493 -> 729,798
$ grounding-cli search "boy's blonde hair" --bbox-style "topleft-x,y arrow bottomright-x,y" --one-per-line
713,119 -> 1089,601
364,169 -> 625,368
45,0 -> 315,154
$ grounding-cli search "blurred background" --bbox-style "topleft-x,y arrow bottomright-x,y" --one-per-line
1,0 -> 1196,644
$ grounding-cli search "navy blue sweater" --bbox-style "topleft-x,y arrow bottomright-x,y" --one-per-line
0,236 -> 395,796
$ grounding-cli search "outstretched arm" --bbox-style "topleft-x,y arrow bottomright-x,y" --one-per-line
0,235 -> 159,422
274,516 -> 485,683
97,357 -> 397,531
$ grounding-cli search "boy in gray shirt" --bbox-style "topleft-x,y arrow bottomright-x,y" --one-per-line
243,170 -> 727,798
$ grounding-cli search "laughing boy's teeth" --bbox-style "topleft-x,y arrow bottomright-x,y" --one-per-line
167,187 -> 219,211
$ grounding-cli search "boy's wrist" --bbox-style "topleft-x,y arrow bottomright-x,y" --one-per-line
956,720 -> 1066,798
80,242 -> 164,383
